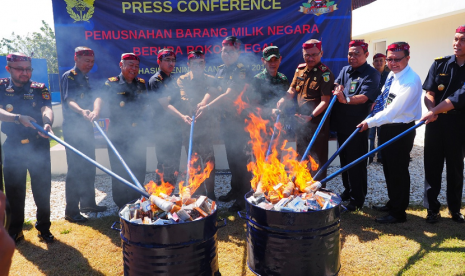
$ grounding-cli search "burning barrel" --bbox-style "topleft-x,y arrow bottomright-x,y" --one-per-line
112,195 -> 226,276
240,189 -> 341,276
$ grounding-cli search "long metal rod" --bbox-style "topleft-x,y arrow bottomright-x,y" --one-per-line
314,113 -> 373,180
93,121 -> 145,191
31,121 -> 149,198
300,95 -> 337,163
319,120 -> 425,185
185,115 -> 195,185
265,114 -> 280,161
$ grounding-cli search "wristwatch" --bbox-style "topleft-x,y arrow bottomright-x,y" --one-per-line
345,97 -> 351,104
310,114 -> 315,119
14,115 -> 20,124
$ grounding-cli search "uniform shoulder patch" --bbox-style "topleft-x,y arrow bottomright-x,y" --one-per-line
278,72 -> 288,80
435,56 -> 451,61
31,82 -> 45,89
108,76 -> 119,82
70,69 -> 77,75
237,63 -> 244,69
319,64 -> 328,72
138,78 -> 145,84
297,63 -> 306,69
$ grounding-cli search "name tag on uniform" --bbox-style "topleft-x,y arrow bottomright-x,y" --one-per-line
349,80 -> 358,95
387,93 -> 396,105
24,94 -> 34,100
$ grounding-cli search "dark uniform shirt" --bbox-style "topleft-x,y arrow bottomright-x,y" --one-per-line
216,61 -> 252,117
423,55 -> 465,111
102,73 -> 147,138
332,62 -> 381,134
60,66 -> 98,125
380,69 -> 390,88
177,71 -> 217,115
291,62 -> 334,115
0,78 -> 51,139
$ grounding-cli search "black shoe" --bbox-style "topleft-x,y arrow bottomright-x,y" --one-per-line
38,231 -> 54,243
340,191 -> 350,201
450,212 -> 465,223
219,191 -> 237,202
426,210 -> 440,223
10,231 -> 24,244
80,205 -> 107,213
228,199 -> 245,212
65,214 -> 88,223
344,203 -> 361,212
372,205 -> 390,212
375,214 -> 406,224
206,192 -> 217,201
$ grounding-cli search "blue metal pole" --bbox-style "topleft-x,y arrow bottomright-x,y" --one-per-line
313,113 -> 373,180
300,95 -> 337,163
265,114 -> 280,161
31,121 -> 149,198
185,115 -> 195,186
93,121 -> 145,191
319,120 -> 425,186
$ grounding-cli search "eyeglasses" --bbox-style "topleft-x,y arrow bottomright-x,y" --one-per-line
9,66 -> 33,73
304,52 -> 321,59
386,56 -> 406,63
162,59 -> 176,63
222,50 -> 237,55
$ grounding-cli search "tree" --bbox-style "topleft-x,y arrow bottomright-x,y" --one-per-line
0,20 -> 58,74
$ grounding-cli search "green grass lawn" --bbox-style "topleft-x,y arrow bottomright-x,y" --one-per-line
49,127 -> 63,148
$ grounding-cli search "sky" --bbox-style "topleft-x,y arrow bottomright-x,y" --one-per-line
0,0 -> 55,41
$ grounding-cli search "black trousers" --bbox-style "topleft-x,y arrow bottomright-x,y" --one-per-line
221,117 -> 252,200
108,136 -> 147,209
3,136 -> 51,235
424,113 -> 465,213
379,122 -> 415,219
63,123 -> 97,215
153,119 -> 182,185
337,130 -> 369,207
296,116 -> 329,181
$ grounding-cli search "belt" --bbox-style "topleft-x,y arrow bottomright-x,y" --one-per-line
441,110 -> 464,114
382,122 -> 415,127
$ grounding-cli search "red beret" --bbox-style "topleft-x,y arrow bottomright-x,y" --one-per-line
187,51 -> 205,60
373,53 -> 386,59
349,40 -> 368,52
222,37 -> 241,50
302,41 -> 322,51
456,25 -> 465,33
157,50 -> 176,60
6,53 -> 31,62
387,43 -> 410,52
121,53 -> 140,61
75,49 -> 94,57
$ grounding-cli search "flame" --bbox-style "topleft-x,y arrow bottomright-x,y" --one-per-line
245,111 -> 319,199
178,153 -> 214,196
144,170 -> 175,197
233,85 -> 250,115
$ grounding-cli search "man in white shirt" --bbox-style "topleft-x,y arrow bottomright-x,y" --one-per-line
357,42 -> 422,223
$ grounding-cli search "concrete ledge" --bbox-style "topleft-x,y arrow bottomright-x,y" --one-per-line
50,141 -> 339,175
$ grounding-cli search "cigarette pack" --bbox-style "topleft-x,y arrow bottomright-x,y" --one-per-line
153,218 -> 164,225
194,207 -> 209,218
257,202 -> 273,210
288,197 -> 306,211
306,199 -> 321,210
280,207 -> 293,212
275,197 -> 291,208
315,191 -> 331,201
247,196 -> 258,205
177,209 -> 192,221
143,217 -> 152,224
130,218 -> 143,224
141,201 -> 151,212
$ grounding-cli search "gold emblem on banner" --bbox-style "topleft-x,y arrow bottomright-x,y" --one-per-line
438,84 -> 445,91
6,104 -> 13,112
65,0 -> 95,23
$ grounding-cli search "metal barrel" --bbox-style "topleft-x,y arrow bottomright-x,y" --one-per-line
239,190 -> 341,276
113,199 -> 226,276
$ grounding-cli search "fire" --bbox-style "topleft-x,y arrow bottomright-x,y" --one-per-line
245,111 -> 319,199
233,85 -> 250,115
144,170 -> 175,197
179,153 -> 214,197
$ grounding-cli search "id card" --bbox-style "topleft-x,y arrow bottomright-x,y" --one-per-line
349,80 -> 358,95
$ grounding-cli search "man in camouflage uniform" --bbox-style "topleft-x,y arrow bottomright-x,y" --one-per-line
277,39 -> 335,179
0,53 -> 55,243
102,53 -> 148,208
60,47 -> 106,223
197,36 -> 252,212
177,50 -> 218,199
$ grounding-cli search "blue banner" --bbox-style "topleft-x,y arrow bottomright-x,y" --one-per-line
51,0 -> 351,84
